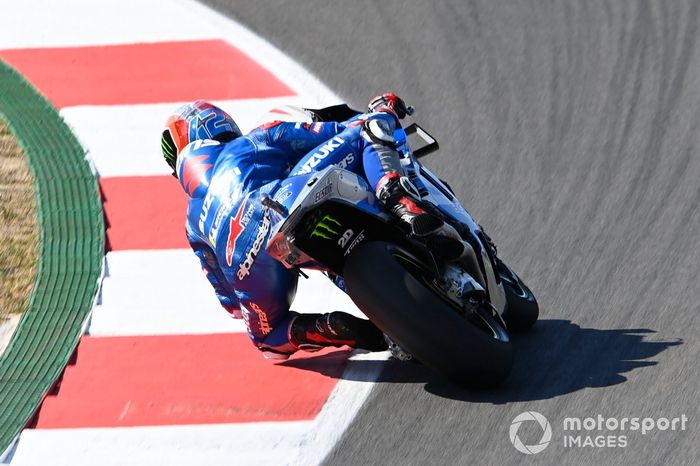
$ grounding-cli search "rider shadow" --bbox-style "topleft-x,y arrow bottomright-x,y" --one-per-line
278,319 -> 682,403
422,318 -> 683,403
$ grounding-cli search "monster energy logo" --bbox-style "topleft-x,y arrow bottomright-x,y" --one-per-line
310,215 -> 341,240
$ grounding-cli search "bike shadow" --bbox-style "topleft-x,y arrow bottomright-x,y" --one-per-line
278,319 -> 682,402
422,319 -> 681,402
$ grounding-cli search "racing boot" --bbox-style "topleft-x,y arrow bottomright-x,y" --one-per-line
361,101 -> 467,262
376,172 -> 468,262
290,312 -> 388,353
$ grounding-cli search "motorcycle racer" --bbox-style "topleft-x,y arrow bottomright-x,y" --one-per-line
160,95 -> 462,359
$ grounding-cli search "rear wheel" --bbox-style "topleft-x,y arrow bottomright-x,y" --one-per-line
344,241 -> 513,387
496,257 -> 539,331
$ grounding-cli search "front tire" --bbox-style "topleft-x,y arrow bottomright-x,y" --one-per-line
497,258 -> 539,331
344,241 -> 513,387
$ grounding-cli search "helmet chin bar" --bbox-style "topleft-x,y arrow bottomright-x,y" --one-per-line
160,128 -> 179,172
213,130 -> 240,144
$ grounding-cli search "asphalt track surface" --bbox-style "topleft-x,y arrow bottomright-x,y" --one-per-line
203,2 -> 699,464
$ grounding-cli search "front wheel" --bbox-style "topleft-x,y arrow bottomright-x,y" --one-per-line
496,257 -> 539,331
344,241 -> 513,387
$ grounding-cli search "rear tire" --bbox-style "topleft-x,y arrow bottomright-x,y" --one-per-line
344,241 -> 513,387
497,258 -> 539,331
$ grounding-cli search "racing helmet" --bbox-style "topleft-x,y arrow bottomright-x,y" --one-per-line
161,100 -> 242,176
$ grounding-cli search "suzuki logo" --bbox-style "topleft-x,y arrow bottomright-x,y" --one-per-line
298,136 -> 345,174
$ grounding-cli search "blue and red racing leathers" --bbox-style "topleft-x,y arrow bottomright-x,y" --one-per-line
180,111 -> 399,355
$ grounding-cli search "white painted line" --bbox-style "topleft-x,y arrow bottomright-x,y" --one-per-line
0,0 -> 216,48
176,0 -> 342,106
89,302 -> 247,337
90,249 -> 367,336
7,420 -> 313,466
0,0 -> 340,107
294,271 -> 367,319
294,350 -> 390,466
2,0 -> 381,463
90,249 -> 241,336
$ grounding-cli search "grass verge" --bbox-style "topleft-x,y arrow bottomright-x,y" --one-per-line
0,119 -> 38,323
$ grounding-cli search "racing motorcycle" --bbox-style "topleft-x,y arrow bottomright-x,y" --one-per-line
263,104 -> 538,386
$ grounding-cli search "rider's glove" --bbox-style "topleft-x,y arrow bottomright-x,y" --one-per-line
368,93 -> 414,120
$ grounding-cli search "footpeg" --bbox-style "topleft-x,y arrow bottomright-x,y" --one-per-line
384,334 -> 412,361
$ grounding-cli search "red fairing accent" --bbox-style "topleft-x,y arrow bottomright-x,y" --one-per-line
254,120 -> 284,131
398,197 -> 426,215
375,172 -> 401,195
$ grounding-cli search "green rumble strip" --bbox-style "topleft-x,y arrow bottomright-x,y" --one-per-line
0,60 -> 104,455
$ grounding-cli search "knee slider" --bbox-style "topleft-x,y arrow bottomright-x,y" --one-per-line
255,313 -> 299,359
